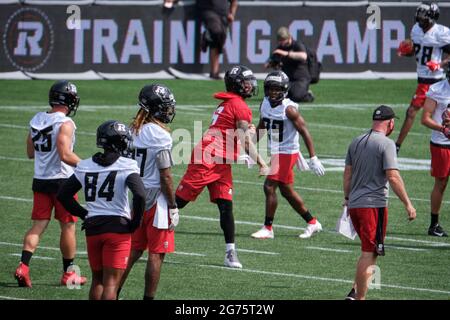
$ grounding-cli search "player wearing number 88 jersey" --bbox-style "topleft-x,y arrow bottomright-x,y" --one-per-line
57,120 -> 146,300
251,71 -> 324,240
395,2 -> 450,153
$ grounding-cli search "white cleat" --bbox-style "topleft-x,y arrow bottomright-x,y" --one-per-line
299,221 -> 322,239
251,226 -> 274,239
224,249 -> 242,269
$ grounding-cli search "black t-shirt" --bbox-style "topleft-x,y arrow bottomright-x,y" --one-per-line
278,40 -> 310,81
196,0 -> 231,16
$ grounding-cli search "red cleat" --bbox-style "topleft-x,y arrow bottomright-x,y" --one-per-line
60,271 -> 87,287
14,262 -> 32,288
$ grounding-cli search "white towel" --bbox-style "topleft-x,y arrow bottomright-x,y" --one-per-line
335,206 -> 357,240
295,152 -> 310,171
152,193 -> 169,229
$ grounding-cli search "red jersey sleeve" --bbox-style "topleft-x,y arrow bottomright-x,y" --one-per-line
232,99 -> 252,124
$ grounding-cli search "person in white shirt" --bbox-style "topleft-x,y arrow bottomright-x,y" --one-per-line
396,2 -> 450,153
58,120 -> 146,300
117,84 -> 179,300
421,62 -> 450,237
251,71 -> 325,240
14,80 -> 87,288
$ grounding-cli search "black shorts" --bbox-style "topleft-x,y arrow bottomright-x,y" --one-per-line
200,10 -> 228,53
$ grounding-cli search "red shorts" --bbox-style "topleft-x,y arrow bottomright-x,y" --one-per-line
176,162 -> 233,203
410,83 -> 431,108
131,205 -> 175,253
86,233 -> 131,271
349,207 -> 388,253
31,192 -> 78,223
267,153 -> 299,184
430,144 -> 450,178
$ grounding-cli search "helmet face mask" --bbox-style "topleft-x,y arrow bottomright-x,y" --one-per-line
415,2 -> 439,29
225,66 -> 258,98
96,120 -> 133,157
138,84 -> 176,123
49,80 -> 80,117
264,71 -> 290,106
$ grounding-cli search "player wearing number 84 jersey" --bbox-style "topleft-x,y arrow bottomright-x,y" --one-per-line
57,120 -> 146,300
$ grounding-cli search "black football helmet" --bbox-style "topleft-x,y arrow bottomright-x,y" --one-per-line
415,2 -> 439,29
224,65 -> 258,98
264,71 -> 290,106
49,80 -> 80,117
96,120 -> 133,157
138,84 -> 176,123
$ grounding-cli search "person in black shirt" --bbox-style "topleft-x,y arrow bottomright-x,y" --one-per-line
197,0 -> 238,79
266,27 -> 314,103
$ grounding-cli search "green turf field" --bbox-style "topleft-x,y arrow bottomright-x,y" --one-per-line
0,79 -> 449,300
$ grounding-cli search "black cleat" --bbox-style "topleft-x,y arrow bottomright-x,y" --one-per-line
345,288 -> 356,300
428,224 -> 448,237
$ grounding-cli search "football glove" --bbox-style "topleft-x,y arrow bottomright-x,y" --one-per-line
169,208 -> 179,230
426,61 -> 440,72
397,39 -> 414,57
309,156 -> 325,176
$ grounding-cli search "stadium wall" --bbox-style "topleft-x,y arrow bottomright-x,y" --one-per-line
0,1 -> 449,79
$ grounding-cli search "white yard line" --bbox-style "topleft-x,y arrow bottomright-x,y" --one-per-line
0,241 -> 204,258
237,249 -> 280,255
0,295 -> 26,300
9,253 -> 55,260
174,262 -> 450,296
306,246 -> 353,253
1,195 -> 449,248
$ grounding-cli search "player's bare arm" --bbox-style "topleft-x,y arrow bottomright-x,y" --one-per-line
386,169 -> 416,220
421,98 -> 442,130
286,106 -> 316,157
236,119 -> 267,170
56,121 -> 80,167
160,167 -> 177,208
26,133 -> 34,159
343,165 -> 352,205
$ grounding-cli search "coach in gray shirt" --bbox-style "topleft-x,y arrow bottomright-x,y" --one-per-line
343,105 -> 416,300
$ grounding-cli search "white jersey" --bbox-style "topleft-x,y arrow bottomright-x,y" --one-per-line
74,157 -> 139,219
426,79 -> 450,146
411,23 -> 450,80
260,97 -> 299,154
29,111 -> 76,180
132,123 -> 173,189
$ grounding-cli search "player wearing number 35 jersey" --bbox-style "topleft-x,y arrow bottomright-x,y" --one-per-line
251,71 -> 325,240
395,2 -> 450,152
58,120 -> 146,300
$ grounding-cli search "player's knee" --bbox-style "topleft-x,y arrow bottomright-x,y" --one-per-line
264,183 -> 276,196
279,186 -> 294,199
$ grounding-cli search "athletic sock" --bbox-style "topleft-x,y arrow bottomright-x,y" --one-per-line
143,295 -> 154,300
63,258 -> 74,272
226,243 -> 235,252
431,213 -> 439,227
264,216 -> 274,230
20,250 -> 33,266
300,210 -> 314,224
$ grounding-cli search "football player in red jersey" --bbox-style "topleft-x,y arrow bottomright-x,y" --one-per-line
176,65 -> 268,269
395,2 -> 450,153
